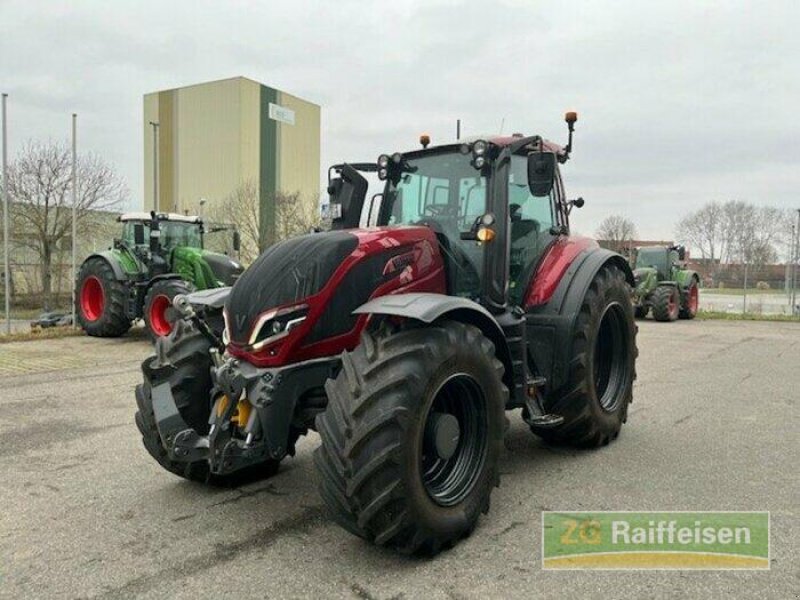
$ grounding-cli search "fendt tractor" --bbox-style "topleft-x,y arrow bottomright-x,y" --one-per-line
76,212 -> 243,339
632,245 -> 700,321
135,113 -> 639,555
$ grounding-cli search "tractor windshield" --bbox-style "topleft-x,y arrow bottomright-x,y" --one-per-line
120,220 -> 203,250
160,222 -> 202,251
382,150 -> 487,298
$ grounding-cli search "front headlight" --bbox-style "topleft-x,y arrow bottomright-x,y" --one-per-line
249,303 -> 309,351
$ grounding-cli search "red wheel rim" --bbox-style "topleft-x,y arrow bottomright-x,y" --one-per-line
149,295 -> 173,337
668,289 -> 678,318
80,276 -> 105,322
688,284 -> 699,314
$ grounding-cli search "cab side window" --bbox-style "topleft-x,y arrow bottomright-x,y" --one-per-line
508,156 -> 558,304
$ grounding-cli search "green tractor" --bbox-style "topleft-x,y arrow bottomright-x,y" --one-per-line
632,245 -> 700,321
76,211 -> 243,339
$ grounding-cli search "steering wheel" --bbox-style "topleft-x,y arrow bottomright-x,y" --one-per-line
423,204 -> 457,218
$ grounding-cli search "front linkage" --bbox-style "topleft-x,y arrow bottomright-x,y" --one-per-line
145,300 -> 338,477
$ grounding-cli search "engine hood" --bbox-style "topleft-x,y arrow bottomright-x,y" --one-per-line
202,251 -> 244,286
226,231 -> 359,342
224,227 -> 446,364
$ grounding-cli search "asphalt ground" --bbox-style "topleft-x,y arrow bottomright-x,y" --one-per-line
1,319 -> 798,599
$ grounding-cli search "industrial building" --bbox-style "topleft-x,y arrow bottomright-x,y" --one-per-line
143,77 -> 320,246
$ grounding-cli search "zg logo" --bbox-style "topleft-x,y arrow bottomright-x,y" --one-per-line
560,518 -> 602,545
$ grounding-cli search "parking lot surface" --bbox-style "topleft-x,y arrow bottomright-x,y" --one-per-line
1,320 -> 798,599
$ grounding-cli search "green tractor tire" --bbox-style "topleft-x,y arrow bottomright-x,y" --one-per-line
76,257 -> 132,337
679,278 -> 700,320
651,285 -> 680,322
143,279 -> 194,340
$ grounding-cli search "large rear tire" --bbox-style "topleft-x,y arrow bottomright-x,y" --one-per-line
651,285 -> 679,322
314,320 -> 507,555
679,278 -> 699,319
529,264 -> 637,447
76,257 -> 131,337
134,320 -> 281,486
143,279 -> 193,340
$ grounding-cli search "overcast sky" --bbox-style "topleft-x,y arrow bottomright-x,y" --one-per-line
1,0 -> 798,240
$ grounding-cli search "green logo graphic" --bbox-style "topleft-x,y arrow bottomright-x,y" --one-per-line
542,512 -> 769,570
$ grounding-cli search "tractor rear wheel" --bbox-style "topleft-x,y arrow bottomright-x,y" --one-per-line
314,320 -> 507,555
135,320 -> 283,486
143,279 -> 193,340
529,263 -> 637,447
76,257 -> 131,337
651,285 -> 679,322
679,279 -> 699,319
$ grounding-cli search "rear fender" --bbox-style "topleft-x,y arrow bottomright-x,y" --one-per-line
675,270 -> 699,289
525,248 -> 634,393
353,293 -> 514,394
85,251 -> 134,281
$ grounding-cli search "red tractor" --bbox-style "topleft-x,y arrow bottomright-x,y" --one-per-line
135,113 -> 638,555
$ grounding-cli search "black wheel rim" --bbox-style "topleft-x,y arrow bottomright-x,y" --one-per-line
593,302 -> 629,412
421,373 -> 488,507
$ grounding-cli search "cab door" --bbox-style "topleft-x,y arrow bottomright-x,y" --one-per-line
507,156 -> 563,305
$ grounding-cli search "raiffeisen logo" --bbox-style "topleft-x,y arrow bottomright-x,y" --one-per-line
542,512 -> 770,570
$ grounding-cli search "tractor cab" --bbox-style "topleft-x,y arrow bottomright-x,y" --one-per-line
327,113 -> 581,312
634,245 -> 686,281
118,212 -> 203,251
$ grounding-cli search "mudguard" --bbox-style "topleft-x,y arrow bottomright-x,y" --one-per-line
353,293 -> 514,393
85,250 -> 135,281
185,286 -> 231,310
525,247 -> 634,394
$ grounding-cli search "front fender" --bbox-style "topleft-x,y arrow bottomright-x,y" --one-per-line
354,293 -> 513,394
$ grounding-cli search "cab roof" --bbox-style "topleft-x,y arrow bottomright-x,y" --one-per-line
425,134 -> 565,156
118,212 -> 201,224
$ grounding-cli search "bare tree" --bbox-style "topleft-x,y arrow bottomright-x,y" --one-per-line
676,200 -> 788,277
210,179 -> 321,265
6,142 -> 127,308
676,201 -> 724,261
595,215 -> 637,254
274,191 -> 321,242
210,179 -> 263,264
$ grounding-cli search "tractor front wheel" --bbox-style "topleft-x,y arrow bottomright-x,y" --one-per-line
135,320 -> 283,486
651,285 -> 680,322
314,320 -> 507,555
143,279 -> 193,340
529,263 -> 637,447
76,257 -> 131,337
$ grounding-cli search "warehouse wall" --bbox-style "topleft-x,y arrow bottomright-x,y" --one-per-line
143,77 -> 320,246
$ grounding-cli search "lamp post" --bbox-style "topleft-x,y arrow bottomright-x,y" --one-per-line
792,209 -> 800,314
71,114 -> 77,328
149,121 -> 159,211
2,93 -> 9,335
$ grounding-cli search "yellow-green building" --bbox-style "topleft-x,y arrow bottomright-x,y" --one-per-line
143,76 -> 320,245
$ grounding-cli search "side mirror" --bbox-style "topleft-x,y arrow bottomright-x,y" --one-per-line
677,246 -> 686,261
527,152 -> 556,197
232,230 -> 241,252
133,223 -> 145,245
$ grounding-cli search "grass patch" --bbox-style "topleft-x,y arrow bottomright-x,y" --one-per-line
0,326 -> 86,344
696,310 -> 800,322
702,288 -> 786,296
